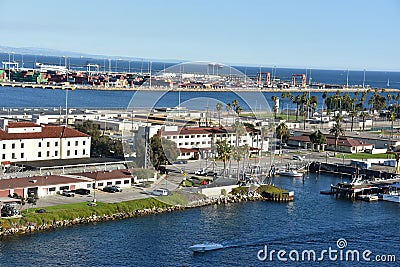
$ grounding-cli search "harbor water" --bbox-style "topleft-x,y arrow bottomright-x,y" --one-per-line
0,173 -> 399,266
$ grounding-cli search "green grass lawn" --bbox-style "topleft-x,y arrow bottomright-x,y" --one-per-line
335,153 -> 395,159
0,195 -> 177,229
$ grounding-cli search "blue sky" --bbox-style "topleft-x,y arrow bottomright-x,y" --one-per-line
1,0 -> 399,70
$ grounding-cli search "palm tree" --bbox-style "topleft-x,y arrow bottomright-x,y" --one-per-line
276,122 -> 289,144
329,121 -> 345,156
232,122 -> 246,179
216,139 -> 231,178
226,103 -> 232,124
232,99 -> 239,122
360,111 -> 368,131
216,102 -> 223,127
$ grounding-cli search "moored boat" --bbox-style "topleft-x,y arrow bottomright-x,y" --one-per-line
277,170 -> 303,177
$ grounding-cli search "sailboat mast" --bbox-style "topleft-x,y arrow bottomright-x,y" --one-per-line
346,69 -> 349,88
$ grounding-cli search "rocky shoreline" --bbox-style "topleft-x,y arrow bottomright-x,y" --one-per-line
0,193 -> 293,237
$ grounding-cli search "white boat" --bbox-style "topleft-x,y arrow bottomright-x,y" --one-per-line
189,242 -> 224,252
382,183 -> 400,203
277,170 -> 303,177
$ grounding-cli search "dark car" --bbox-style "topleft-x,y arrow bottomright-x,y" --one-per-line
206,171 -> 218,177
103,186 -> 122,193
73,188 -> 91,195
35,209 -> 46,214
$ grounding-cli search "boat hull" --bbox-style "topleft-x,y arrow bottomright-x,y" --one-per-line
189,243 -> 223,252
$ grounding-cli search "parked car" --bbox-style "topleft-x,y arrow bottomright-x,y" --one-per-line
103,186 -> 122,193
174,160 -> 188,164
62,190 -> 75,197
206,171 -> 218,177
292,155 -> 304,161
195,169 -> 206,176
152,188 -> 170,196
73,188 -> 91,195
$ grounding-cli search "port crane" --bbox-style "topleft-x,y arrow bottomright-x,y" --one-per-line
256,72 -> 271,87
291,74 -> 306,88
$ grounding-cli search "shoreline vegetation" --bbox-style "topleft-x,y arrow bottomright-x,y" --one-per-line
1,82 -> 399,93
0,185 -> 293,237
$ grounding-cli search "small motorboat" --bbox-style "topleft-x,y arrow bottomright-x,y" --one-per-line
189,242 -> 224,252
277,170 -> 303,177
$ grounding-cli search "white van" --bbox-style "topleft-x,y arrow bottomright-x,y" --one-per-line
152,188 -> 169,196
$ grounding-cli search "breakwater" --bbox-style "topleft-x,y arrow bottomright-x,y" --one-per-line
0,192 -> 293,237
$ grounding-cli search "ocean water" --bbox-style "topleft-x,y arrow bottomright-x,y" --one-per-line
1,53 -> 400,89
0,173 -> 398,266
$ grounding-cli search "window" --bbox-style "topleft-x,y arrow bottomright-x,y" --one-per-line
173,136 -> 177,139
2,144 -> 5,149
98,182 -> 104,186
191,135 -> 195,138
11,153 -> 15,159
47,142 -> 50,147
38,152 -> 41,157
83,149 -> 86,155
2,154 -> 5,160
107,182 -> 112,185
75,150 -> 78,155
49,187 -> 56,192
12,143 -> 15,149
55,151 -> 58,157
55,141 -> 58,147
83,141 -> 86,146
67,150 -> 70,156
197,135 -> 200,138
75,141 -> 78,146
87,183 -> 92,188
60,186 -> 69,191
21,143 -> 24,148
20,153 -> 24,158
38,142 -> 41,147
47,151 -> 50,157
124,180 -> 130,184
116,181 -> 121,185
67,141 -> 70,146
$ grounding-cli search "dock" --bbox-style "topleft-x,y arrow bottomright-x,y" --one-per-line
329,176 -> 400,200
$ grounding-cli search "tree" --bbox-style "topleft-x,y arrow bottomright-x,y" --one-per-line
76,121 -> 123,158
276,122 -> 289,143
216,102 -> 223,127
216,139 -> 231,178
310,130 -> 327,150
149,135 -> 179,170
360,111 -> 368,131
329,121 -> 345,155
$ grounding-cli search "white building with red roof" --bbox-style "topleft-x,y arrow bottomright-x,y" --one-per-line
160,125 -> 269,159
0,119 -> 91,164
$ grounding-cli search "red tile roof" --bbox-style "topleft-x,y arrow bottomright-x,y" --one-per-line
75,169 -> 133,181
289,133 -> 372,147
0,175 -> 83,190
0,125 -> 89,140
7,122 -> 40,128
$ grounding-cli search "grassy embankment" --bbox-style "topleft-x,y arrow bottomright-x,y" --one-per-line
0,192 -> 188,229
231,184 -> 289,198
335,153 -> 395,160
